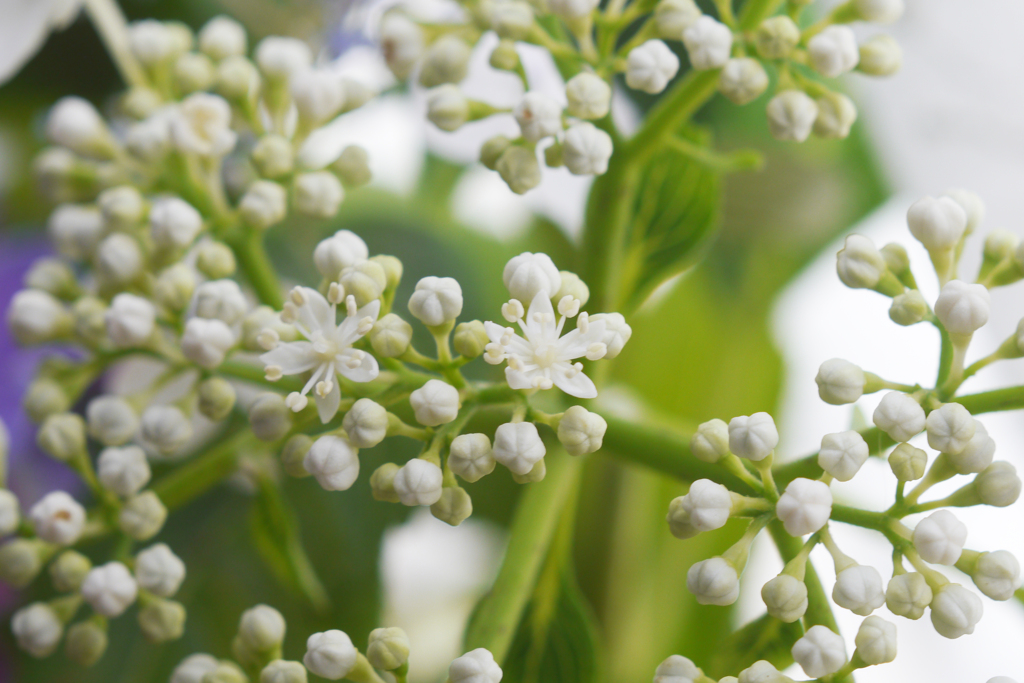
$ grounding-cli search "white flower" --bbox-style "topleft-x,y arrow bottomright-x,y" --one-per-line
935,280 -> 990,336
513,92 -> 563,143
135,543 -> 186,597
776,478 -> 832,536
304,630 -> 357,680
766,90 -> 818,142
11,603 -> 63,658
503,252 -> 562,303
293,172 -> 345,219
105,293 -> 156,348
815,358 -> 865,405
833,565 -> 885,616
379,13 -> 423,79
687,557 -> 739,605
182,317 -> 236,369
728,412 -> 778,462
393,459 -> 444,506
761,575 -> 808,623
81,561 -> 139,617
449,434 -> 496,483
818,431 -> 869,481
690,418 -> 730,463
930,584 -> 983,639
972,550 -> 1021,601
872,392 -> 926,442
913,510 -> 967,565
484,291 -> 607,398
925,402 -> 975,454
192,281 -> 245,329
126,114 -> 172,162
0,489 -> 19,536
737,661 -> 787,683
140,405 -> 193,457
45,96 -> 112,158
48,204 -> 103,260
342,398 -> 388,449
565,73 -> 611,120
681,17 -> 732,71
238,604 -> 286,652
95,233 -> 143,285
837,234 -> 887,289
30,490 -> 85,545
97,446 -> 151,497
854,615 -> 897,665
409,277 -> 463,327
304,435 -> 360,491
949,420 -> 994,474
792,625 -> 846,679
626,40 -> 680,94
291,69 -> 345,125
151,197 -> 203,249
128,19 -> 176,66
171,93 -> 237,157
562,122 -> 613,176
556,405 -> 607,456
680,479 -> 733,533
410,379 -> 461,426
449,648 -> 503,683
7,289 -> 70,344
907,195 -> 967,252
719,58 -> 769,105
198,16 -> 247,61
976,462 -> 1022,507
255,36 -> 312,81
653,654 -> 702,683
312,230 -> 369,280
808,26 -> 859,78
885,572 -> 932,619
240,180 -> 288,230
427,84 -> 469,132
855,0 -> 904,23
492,422 -> 546,475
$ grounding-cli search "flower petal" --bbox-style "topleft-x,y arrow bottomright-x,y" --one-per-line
505,367 -> 535,390
557,320 -> 606,360
297,287 -> 333,332
336,349 -> 379,383
484,321 -> 508,344
525,290 -> 556,341
553,367 -> 597,398
315,378 -> 342,423
260,341 -> 318,374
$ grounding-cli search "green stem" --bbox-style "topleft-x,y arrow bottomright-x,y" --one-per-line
738,0 -> 788,30
666,137 -> 765,173
152,421 -> 251,510
84,0 -> 148,89
229,230 -> 284,309
768,522 -> 841,636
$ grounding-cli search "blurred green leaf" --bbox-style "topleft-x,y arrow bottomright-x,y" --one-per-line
706,613 -> 802,678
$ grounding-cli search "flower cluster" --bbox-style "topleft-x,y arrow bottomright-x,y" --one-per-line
377,0 -> 903,194
170,603 -> 503,683
656,191 -> 1021,681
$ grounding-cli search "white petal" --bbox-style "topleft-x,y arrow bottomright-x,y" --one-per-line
316,378 -> 342,423
505,367 -> 535,390
553,367 -> 597,398
297,287 -> 333,332
484,321 -> 507,344
357,299 -> 381,323
557,320 -> 606,360
525,290 -> 556,340
260,341 -> 318,374
336,350 -> 379,383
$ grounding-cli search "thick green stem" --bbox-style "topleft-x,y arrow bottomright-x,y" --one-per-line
229,230 -> 284,309
152,421 -> 251,511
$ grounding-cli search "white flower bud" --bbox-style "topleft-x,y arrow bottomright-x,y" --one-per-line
935,280 -> 990,336
976,461 -> 1022,507
240,180 -> 288,230
818,431 -> 869,482
491,1 -> 533,40
393,459 -> 444,506
689,418 -> 729,462
553,271 -> 590,307
95,233 -> 143,285
139,597 -> 186,643
128,20 -> 177,66
681,479 -> 732,532
408,276 -> 463,328
25,378 -> 70,424
239,604 -> 286,652
808,26 -> 859,78
199,16 -> 247,61
82,561 -> 139,617
0,538 -> 47,587
304,629 -> 357,679
913,510 -> 967,565
654,0 -> 702,39
105,293 -> 156,348
504,254 -> 562,306
944,188 -> 984,234
255,36 -> 312,81
926,402 -> 975,455
737,661 -> 791,683
304,436 -> 359,491
432,487 -> 473,526
556,406 -> 607,456
7,289 -> 72,345
252,134 -> 294,180
948,419 -> 994,474
216,56 -> 260,101
448,434 -> 496,483
98,446 -> 151,497
907,195 -> 967,252
260,660 -> 306,683
380,13 -> 423,79
548,0 -> 600,19
514,92 -> 563,143
587,312 -> 631,358
293,172 -> 344,219
37,413 -> 87,463
755,16 -> 800,60
135,543 -> 186,597
776,478 -> 832,536
496,146 -> 541,194
930,584 -> 983,639
291,69 -> 345,126
174,55 -> 216,99
728,412 -> 778,461
792,625 -> 846,679
626,40 -> 680,94
666,496 -> 699,539
196,241 -> 237,280
890,290 -> 929,326
48,551 -> 90,594
814,93 -> 857,139
682,17 -> 732,71
493,422 -> 546,475
886,572 -> 932,619
409,380 -> 460,427
984,229 -> 1018,263
854,615 -> 897,665
449,648 -> 503,683
687,557 -> 740,606
46,96 -> 114,159
858,34 -> 902,76
332,144 -> 371,186
171,93 -> 237,157
873,392 -> 926,442
653,654 -> 702,683
367,627 -> 410,671
205,661 -> 249,683
566,73 -> 611,120
151,197 -> 203,250
30,491 -> 85,545
182,317 -> 236,370
11,603 -> 63,658
833,565 -> 885,616
719,58 -> 769,105
426,84 -> 470,132
141,405 -> 194,455
888,442 -> 927,481
126,114 -> 172,162
48,204 -> 103,260
454,320 -> 489,359
155,264 -> 197,313
0,490 -> 19,536
563,122 -> 613,176
855,0 -> 904,23
971,550 -> 1020,601
761,575 -> 808,623
419,35 -> 471,88
119,491 -> 168,540
97,185 -> 145,230
313,230 -> 368,280
339,260 -> 387,307
340,399 -> 387,449
371,314 -> 413,357
766,91 -> 818,142
194,279 -> 248,327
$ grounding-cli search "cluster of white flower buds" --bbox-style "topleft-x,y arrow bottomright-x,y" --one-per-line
656,191 -> 1022,681
171,604 -> 503,683
376,0 -> 904,195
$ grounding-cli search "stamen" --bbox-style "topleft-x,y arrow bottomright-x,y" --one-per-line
502,299 -> 525,323
357,316 -> 374,336
328,282 -> 345,304
345,295 -> 358,318
577,312 -> 589,334
557,295 -> 580,318
257,328 -> 280,351
265,365 -> 283,381
285,392 -> 308,412
586,342 -> 607,361
290,287 -> 306,306
280,302 -> 298,324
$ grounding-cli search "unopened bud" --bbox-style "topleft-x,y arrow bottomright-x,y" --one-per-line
755,16 -> 800,60
496,146 -> 541,195
367,627 -> 410,671
370,463 -> 401,503
332,145 -> 372,187
762,575 -> 808,623
139,598 -> 186,642
654,0 -> 701,39
141,405 -> 193,456
240,181 -> 288,230
24,378 -> 70,423
38,412 -> 86,462
418,35 -> 471,88
480,136 -> 512,171
453,320 -> 489,358
294,172 -> 345,219
198,377 -> 237,421
858,35 -> 902,76
889,290 -> 928,326
281,435 -> 313,478
431,486 -> 473,526
557,406 -> 607,456
888,443 -> 927,482
249,393 -> 293,442
65,619 -> 108,666
427,84 -> 470,132
50,550 -> 92,592
371,314 -> 413,357
119,491 -> 168,540
0,539 -> 48,587
154,264 -> 197,313
339,260 -> 387,307
975,461 -> 1021,507
238,604 -> 286,653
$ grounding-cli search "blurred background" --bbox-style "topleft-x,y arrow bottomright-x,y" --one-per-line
0,0 -> 1021,681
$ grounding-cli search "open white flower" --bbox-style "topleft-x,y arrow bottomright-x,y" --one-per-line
484,291 -> 607,398
261,287 -> 380,422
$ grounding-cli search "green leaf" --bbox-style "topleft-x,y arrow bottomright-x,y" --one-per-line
705,614 -> 802,678
248,474 -> 330,613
